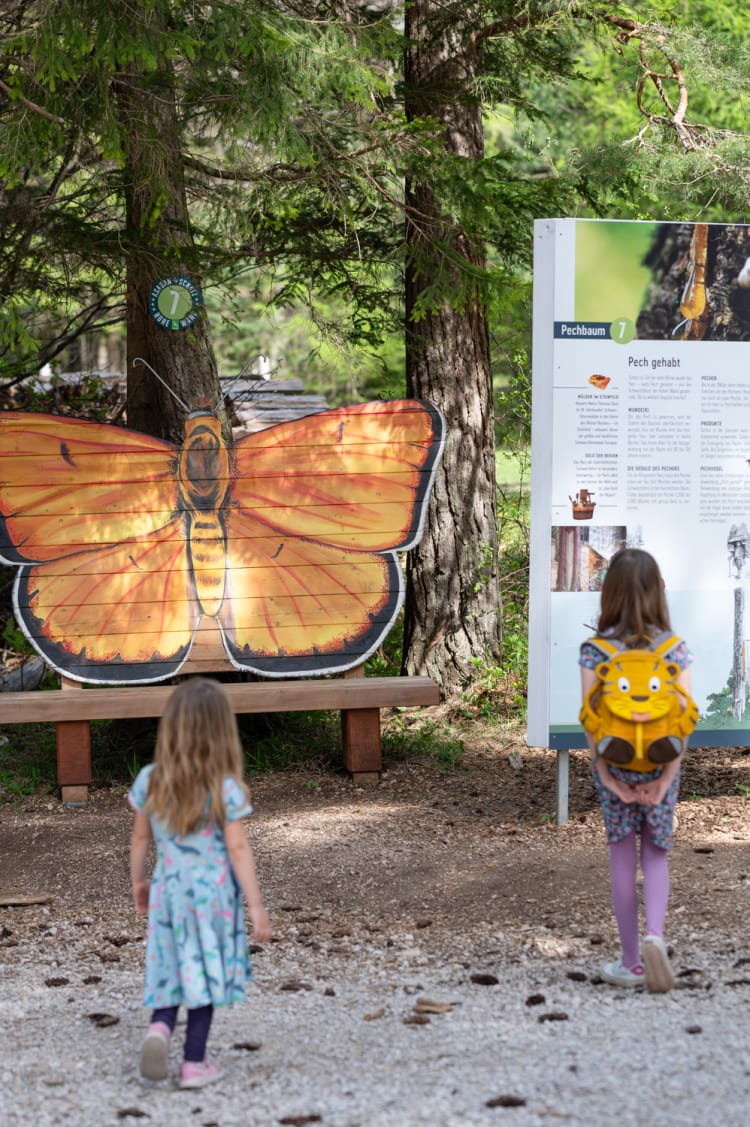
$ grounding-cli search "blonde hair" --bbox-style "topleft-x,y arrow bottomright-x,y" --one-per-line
146,678 -> 249,836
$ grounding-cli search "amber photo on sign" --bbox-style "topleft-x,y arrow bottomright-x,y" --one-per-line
575,221 -> 750,342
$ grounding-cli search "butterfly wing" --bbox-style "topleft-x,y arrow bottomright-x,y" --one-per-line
218,507 -> 399,675
0,412 -> 197,683
0,412 -> 178,562
15,517 -> 201,682
229,400 -> 444,551
218,400 -> 444,674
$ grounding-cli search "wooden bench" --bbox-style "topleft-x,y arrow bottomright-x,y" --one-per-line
0,650 -> 440,803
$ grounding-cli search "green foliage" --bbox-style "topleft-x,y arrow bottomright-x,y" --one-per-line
0,726 -> 57,797
700,674 -> 749,729
242,711 -> 342,775
382,715 -> 465,771
365,612 -> 405,678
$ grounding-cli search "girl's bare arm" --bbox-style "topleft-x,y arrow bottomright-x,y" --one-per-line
130,811 -> 153,915
224,820 -> 273,942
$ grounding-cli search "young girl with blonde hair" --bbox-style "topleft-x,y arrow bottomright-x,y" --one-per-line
580,548 -> 694,993
129,678 -> 272,1088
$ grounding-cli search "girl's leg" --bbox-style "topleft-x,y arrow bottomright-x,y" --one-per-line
608,830 -> 641,969
184,1004 -> 214,1063
150,1005 -> 178,1034
640,821 -> 670,936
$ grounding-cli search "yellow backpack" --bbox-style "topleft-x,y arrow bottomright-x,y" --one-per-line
579,633 -> 699,772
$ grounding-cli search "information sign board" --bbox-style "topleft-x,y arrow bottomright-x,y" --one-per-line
529,218 -> 750,753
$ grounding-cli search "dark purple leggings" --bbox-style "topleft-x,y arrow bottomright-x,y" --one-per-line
151,1004 -> 214,1063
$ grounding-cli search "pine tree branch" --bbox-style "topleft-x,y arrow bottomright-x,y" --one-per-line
0,76 -> 64,124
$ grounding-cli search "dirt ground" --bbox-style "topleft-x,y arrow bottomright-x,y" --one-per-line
2,729 -> 749,953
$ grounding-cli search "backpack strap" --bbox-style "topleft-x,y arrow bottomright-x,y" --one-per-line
584,635 -> 622,660
650,632 -> 680,658
586,632 -> 680,659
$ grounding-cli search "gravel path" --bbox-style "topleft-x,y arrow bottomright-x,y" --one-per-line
2,747 -> 750,1125
3,914 -> 750,1126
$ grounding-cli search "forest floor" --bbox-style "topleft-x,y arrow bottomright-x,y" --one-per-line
2,723 -> 750,1125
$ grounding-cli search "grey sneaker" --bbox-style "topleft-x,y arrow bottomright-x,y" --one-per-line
140,1021 -> 171,1081
642,934 -> 674,993
600,959 -> 645,988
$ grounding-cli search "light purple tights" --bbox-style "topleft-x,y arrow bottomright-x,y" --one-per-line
608,824 -> 670,970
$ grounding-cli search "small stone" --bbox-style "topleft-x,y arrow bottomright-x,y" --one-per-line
525,993 -> 545,1006
403,1014 -> 430,1025
538,1011 -> 569,1023
566,971 -> 587,982
486,1094 -> 526,1108
414,998 -> 452,1014
45,976 -> 70,987
88,1012 -> 120,1027
470,973 -> 499,986
116,1108 -> 149,1119
685,1025 -> 702,1034
233,1041 -> 262,1051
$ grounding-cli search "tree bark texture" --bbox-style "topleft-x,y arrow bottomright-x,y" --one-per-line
114,62 -> 225,442
403,1 -> 501,691
638,223 -> 750,343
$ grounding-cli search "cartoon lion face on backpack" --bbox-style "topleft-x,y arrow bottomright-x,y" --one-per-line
598,650 -> 680,722
579,637 -> 699,771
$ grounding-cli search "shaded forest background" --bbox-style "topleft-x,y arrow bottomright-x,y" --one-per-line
1,0 -> 750,700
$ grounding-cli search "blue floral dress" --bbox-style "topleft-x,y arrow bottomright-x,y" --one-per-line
580,632 -> 694,850
128,765 -> 253,1010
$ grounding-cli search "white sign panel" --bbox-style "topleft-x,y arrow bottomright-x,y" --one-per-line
529,218 -> 750,750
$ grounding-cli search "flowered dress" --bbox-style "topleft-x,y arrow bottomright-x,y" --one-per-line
128,764 -> 253,1009
580,632 -> 694,850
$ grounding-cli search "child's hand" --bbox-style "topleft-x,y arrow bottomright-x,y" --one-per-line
610,779 -> 641,804
597,761 -> 639,804
133,880 -> 150,915
249,905 -> 273,943
633,780 -> 666,807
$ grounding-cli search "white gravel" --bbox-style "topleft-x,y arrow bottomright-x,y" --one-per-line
2,910 -> 750,1126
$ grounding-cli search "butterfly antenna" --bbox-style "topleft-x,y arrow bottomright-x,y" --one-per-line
132,357 -> 191,414
222,355 -> 271,401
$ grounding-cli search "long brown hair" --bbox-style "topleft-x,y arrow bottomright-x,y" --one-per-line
597,548 -> 671,647
146,678 -> 248,836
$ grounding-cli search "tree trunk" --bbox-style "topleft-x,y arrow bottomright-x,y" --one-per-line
402,1 -> 501,692
114,61 -> 225,442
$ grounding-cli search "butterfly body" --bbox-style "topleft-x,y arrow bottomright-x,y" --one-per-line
0,400 -> 444,684
178,410 -> 231,615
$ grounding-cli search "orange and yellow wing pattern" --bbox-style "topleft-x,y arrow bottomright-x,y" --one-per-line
0,400 -> 443,683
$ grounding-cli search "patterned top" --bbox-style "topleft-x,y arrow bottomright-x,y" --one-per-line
579,631 -> 694,672
129,764 -> 253,1010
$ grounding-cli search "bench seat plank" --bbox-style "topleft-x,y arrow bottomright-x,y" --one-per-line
0,676 -> 439,724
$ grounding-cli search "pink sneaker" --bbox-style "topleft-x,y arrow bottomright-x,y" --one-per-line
179,1061 -> 224,1089
140,1021 -> 171,1081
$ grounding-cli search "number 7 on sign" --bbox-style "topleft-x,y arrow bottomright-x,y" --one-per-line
610,318 -> 635,344
168,289 -> 185,317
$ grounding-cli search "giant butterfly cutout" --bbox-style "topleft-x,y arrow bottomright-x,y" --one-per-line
0,400 -> 444,684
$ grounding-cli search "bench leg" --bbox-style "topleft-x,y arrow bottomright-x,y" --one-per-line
341,708 -> 381,783
56,720 -> 92,805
